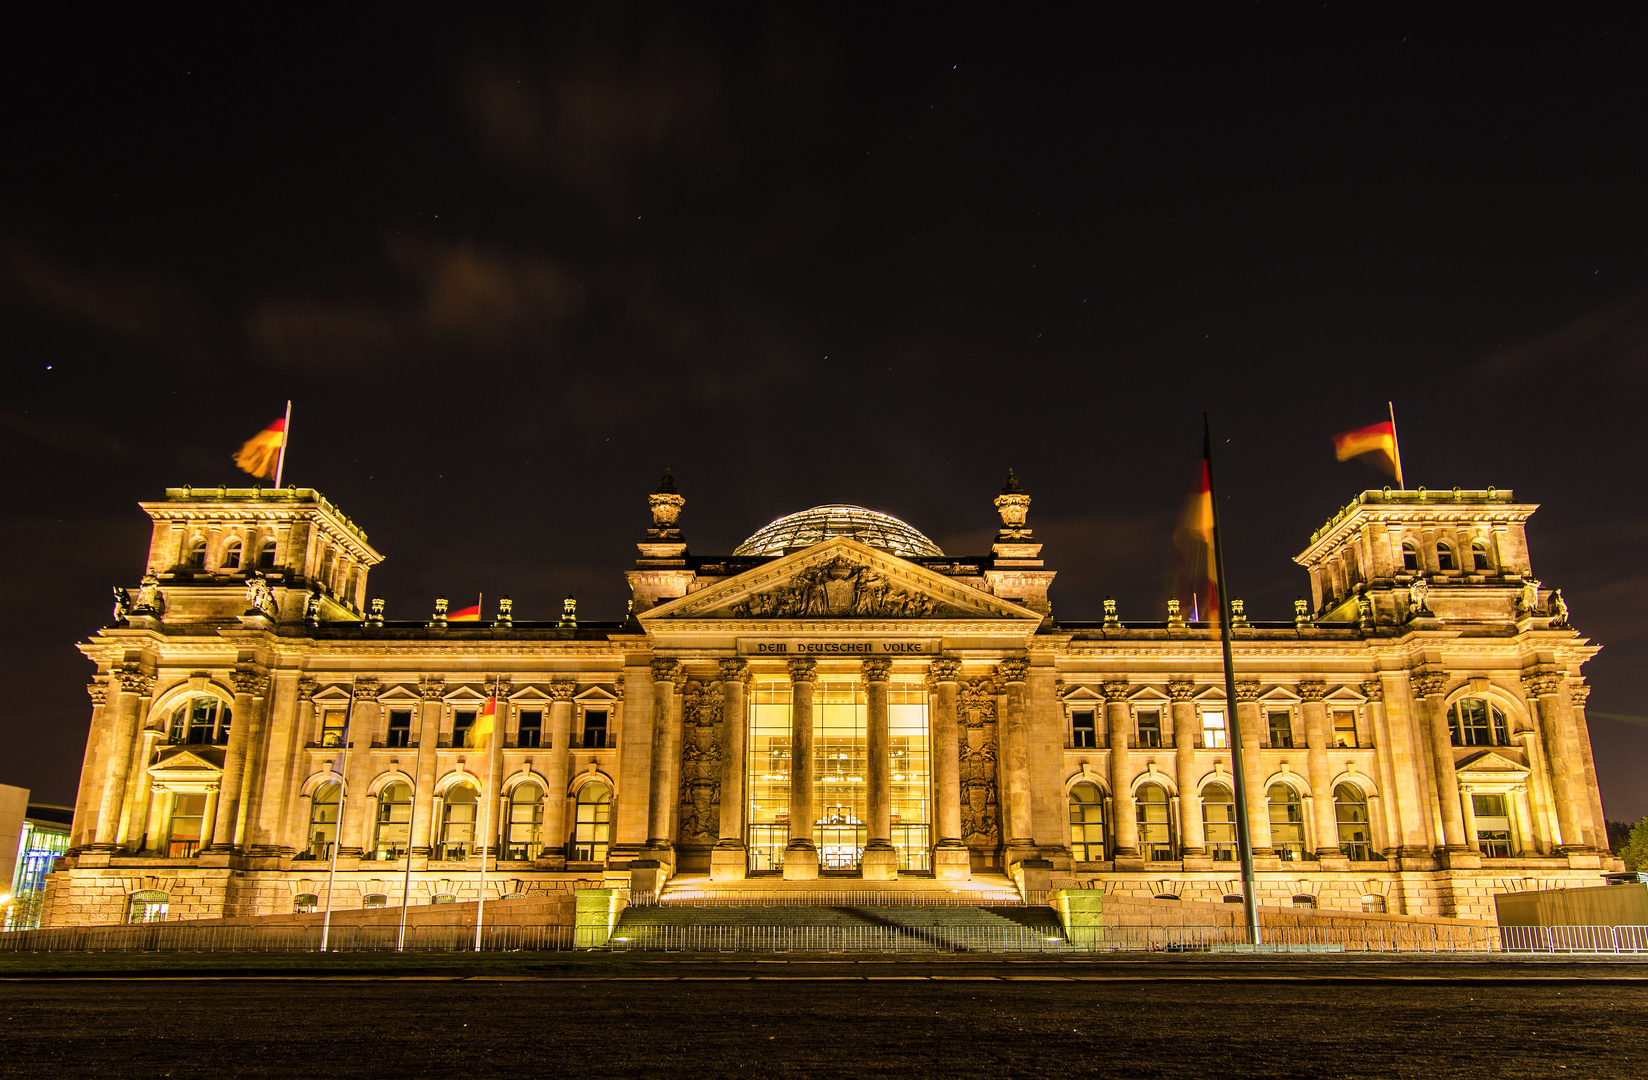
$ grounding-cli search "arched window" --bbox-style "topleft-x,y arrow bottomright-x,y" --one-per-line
439,785 -> 479,860
293,893 -> 319,914
185,537 -> 207,569
257,539 -> 278,569
127,890 -> 169,924
1068,781 -> 1106,862
1268,783 -> 1306,861
1401,542 -> 1420,572
1201,783 -> 1236,861
1222,894 -> 1244,904
571,782 -> 611,863
1291,894 -> 1317,909
306,782 -> 340,860
1448,698 -> 1509,747
373,782 -> 412,859
1153,894 -> 1181,901
1136,782 -> 1174,862
363,893 -> 388,909
1334,783 -> 1373,860
1436,543 -> 1456,572
169,696 -> 232,745
222,540 -> 242,570
505,783 -> 544,861
1470,541 -> 1491,572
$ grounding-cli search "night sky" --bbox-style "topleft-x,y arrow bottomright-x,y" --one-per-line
4,6 -> 1646,824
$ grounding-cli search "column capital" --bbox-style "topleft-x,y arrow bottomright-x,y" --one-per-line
298,676 -> 319,701
1360,678 -> 1385,702
1234,680 -> 1262,702
354,675 -> 381,697
1297,680 -> 1329,702
651,657 -> 680,683
1521,671 -> 1563,698
862,657 -> 893,683
548,679 -> 576,701
230,670 -> 269,696
417,675 -> 445,701
116,666 -> 154,697
1101,679 -> 1130,703
994,658 -> 1028,684
1411,671 -> 1448,698
787,657 -> 818,683
718,657 -> 750,683
1569,683 -> 1591,707
927,657 -> 961,684
1167,678 -> 1196,701
86,681 -> 108,705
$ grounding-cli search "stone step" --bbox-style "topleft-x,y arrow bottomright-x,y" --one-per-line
611,904 -> 1070,952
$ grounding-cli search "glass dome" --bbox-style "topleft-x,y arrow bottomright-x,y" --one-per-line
733,504 -> 944,559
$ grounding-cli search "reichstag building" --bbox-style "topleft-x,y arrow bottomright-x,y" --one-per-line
43,472 -> 1615,925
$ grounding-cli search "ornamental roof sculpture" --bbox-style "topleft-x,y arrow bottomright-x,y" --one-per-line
733,504 -> 944,559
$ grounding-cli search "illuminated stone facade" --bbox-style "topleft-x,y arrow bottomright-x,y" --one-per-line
43,476 -> 1618,926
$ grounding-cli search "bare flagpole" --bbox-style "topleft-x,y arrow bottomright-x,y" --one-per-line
396,719 -> 425,952
1204,415 -> 1261,947
1387,401 -> 1406,489
274,400 -> 293,488
319,676 -> 357,953
473,681 -> 496,952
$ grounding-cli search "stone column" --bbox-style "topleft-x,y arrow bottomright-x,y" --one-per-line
1169,678 -> 1203,857
644,658 -> 680,861
94,669 -> 152,849
1105,681 -> 1138,861
1382,672 -> 1434,855
1518,729 -> 1557,853
410,676 -> 444,857
209,670 -> 268,853
233,671 -> 285,856
542,679 -> 576,867
861,657 -> 898,880
1233,681 -> 1272,855
1362,679 -> 1402,857
1414,672 -> 1468,852
149,791 -> 174,855
1513,784 -> 1537,855
1299,681 -> 1339,859
995,658 -> 1034,863
928,658 -> 969,880
1566,683 -> 1605,850
71,681 -> 109,850
121,729 -> 164,851
248,673 -> 302,855
784,658 -> 819,880
338,680 -> 379,859
1525,671 -> 1588,851
1459,785 -> 1480,853
711,659 -> 750,881
485,680 -> 506,859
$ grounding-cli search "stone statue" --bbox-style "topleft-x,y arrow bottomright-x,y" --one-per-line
245,573 -> 278,619
111,586 -> 130,625
1356,591 -> 1374,628
1517,577 -> 1541,617
132,572 -> 164,616
1550,589 -> 1570,628
303,591 -> 322,626
1407,575 -> 1431,619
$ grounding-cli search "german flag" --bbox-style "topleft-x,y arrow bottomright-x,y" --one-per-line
232,418 -> 286,480
1173,455 -> 1218,623
447,603 -> 481,622
1333,420 -> 1400,479
466,697 -> 497,748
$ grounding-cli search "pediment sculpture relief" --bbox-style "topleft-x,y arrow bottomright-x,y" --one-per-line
730,556 -> 943,618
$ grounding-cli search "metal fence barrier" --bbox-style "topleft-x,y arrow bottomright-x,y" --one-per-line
1499,925 -> 1648,954
609,925 -> 1069,953
0,923 -> 572,953
645,890 -> 1031,909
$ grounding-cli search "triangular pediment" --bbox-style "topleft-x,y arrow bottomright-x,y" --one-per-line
1456,750 -> 1528,776
641,537 -> 1041,624
148,748 -> 224,792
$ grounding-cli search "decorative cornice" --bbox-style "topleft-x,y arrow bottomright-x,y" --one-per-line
548,679 -> 576,702
1297,680 -> 1328,702
862,657 -> 893,683
995,658 -> 1029,684
927,657 -> 961,684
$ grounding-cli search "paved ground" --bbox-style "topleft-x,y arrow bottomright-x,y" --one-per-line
1,957 -> 1646,1077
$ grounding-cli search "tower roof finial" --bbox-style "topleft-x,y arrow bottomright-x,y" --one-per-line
1002,468 -> 1023,496
656,468 -> 678,495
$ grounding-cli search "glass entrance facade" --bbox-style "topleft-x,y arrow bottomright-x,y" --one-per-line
815,680 -> 867,869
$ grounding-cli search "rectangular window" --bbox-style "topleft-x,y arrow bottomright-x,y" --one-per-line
582,709 -> 608,749
888,682 -> 931,872
320,709 -> 346,748
1136,710 -> 1162,749
451,710 -> 475,748
386,709 -> 413,749
1071,709 -> 1096,748
1472,793 -> 1514,857
169,794 -> 206,858
746,680 -> 793,872
517,708 -> 543,748
1267,710 -> 1294,749
1332,709 -> 1359,749
1201,710 -> 1227,750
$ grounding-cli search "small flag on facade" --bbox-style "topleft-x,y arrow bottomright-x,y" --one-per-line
233,418 -> 287,480
1332,403 -> 1405,486
467,697 -> 497,748
447,603 -> 481,622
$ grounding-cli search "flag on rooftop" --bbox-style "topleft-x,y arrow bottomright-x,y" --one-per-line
232,418 -> 287,480
1173,454 -> 1218,624
1333,404 -> 1405,486
447,603 -> 481,622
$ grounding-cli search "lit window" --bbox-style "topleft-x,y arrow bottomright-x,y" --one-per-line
1402,543 -> 1420,572
168,793 -> 206,857
1201,783 -> 1236,861
1269,783 -> 1306,861
517,709 -> 542,749
1136,709 -> 1162,749
505,783 -> 543,861
222,540 -> 242,570
386,709 -> 413,749
431,893 -> 457,905
1335,784 -> 1373,860
294,893 -> 319,914
1136,783 -> 1174,861
582,709 -> 609,749
1222,894 -> 1244,904
1201,710 -> 1227,749
1070,709 -> 1097,749
127,890 -> 170,924
185,537 -> 207,569
439,785 -> 478,860
373,782 -> 412,859
169,696 -> 232,745
1332,709 -> 1359,748
363,894 -> 388,909
1068,782 -> 1105,862
319,709 -> 346,748
257,539 -> 277,569
1471,542 -> 1491,572
571,782 -> 611,863
1448,698 -> 1509,747
305,782 -> 339,860
1361,894 -> 1386,914
451,710 -> 475,748
1291,894 -> 1317,909
1437,544 -> 1456,572
1267,710 -> 1294,748
1472,793 -> 1514,857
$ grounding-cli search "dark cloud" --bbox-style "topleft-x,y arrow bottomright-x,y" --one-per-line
0,244 -> 207,360
1474,290 -> 1648,383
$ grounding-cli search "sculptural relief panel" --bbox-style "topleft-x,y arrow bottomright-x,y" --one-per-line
676,681 -> 723,847
958,676 -> 1001,849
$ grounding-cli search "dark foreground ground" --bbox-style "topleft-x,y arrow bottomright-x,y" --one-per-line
1,955 -> 1645,1078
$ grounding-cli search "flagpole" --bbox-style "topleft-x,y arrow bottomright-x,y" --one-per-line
474,683 -> 495,953
319,676 -> 356,953
1386,401 -> 1405,489
396,724 -> 424,952
1203,415 -> 1261,947
274,400 -> 292,488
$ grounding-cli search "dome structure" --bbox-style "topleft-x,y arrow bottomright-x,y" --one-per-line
733,504 -> 944,559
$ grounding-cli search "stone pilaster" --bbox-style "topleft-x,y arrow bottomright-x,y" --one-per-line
1104,681 -> 1138,861
1298,680 -> 1339,859
861,657 -> 898,880
542,680 -> 576,868
337,678 -> 378,859
1169,678 -> 1203,857
123,728 -> 164,851
1381,672 -> 1434,855
410,676 -> 444,857
1566,682 -> 1605,850
70,681 -> 108,851
1233,681 -> 1272,855
1361,678 -> 1400,857
644,658 -> 680,862
94,668 -> 152,849
928,657 -> 969,880
710,658 -> 750,881
783,658 -> 819,880
248,672 -> 303,855
208,669 -> 268,853
1524,670 -> 1588,852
